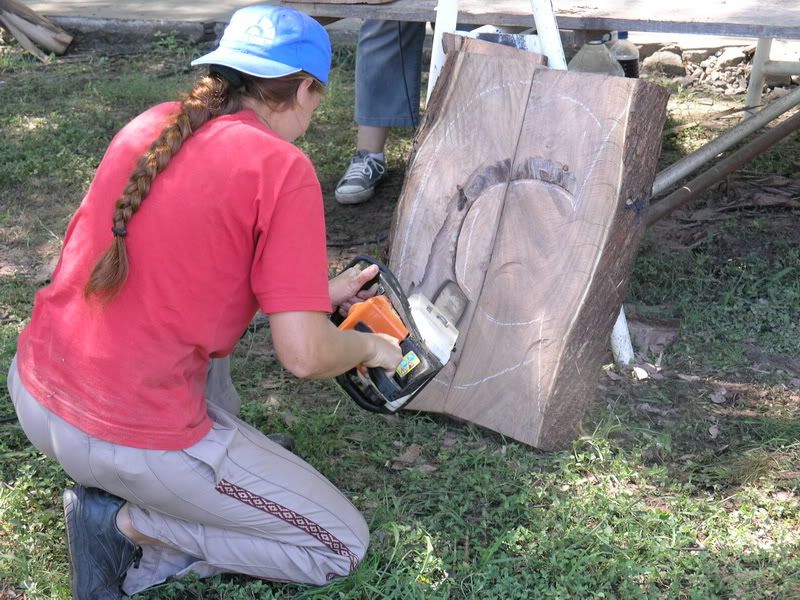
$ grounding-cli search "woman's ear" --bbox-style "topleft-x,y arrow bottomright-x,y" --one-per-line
296,78 -> 315,106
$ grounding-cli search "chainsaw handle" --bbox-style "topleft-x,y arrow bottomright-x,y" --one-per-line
366,366 -> 401,398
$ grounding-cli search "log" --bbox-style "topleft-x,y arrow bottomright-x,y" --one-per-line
388,44 -> 669,449
0,0 -> 73,60
442,31 -> 547,64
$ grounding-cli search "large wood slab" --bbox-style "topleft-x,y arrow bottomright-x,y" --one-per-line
388,45 -> 668,449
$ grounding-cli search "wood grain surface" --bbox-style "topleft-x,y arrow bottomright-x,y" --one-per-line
388,42 -> 669,449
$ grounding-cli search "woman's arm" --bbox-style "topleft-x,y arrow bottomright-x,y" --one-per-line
269,310 -> 402,379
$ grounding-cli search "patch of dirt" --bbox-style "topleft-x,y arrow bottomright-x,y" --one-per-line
323,171 -> 404,270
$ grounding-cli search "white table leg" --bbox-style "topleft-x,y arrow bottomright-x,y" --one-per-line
745,37 -> 772,117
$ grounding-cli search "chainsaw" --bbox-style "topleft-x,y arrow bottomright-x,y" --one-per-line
331,256 -> 465,413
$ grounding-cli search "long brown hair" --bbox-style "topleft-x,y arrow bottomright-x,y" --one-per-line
84,71 -> 324,300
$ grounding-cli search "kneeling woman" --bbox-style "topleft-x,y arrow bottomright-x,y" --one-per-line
7,5 -> 401,598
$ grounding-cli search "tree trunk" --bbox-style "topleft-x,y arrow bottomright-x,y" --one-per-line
388,43 -> 669,449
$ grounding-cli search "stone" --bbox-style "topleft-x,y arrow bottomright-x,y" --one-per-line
642,51 -> 686,76
716,47 -> 746,69
659,44 -> 683,57
767,87 -> 791,100
700,56 -> 717,69
682,48 -> 717,64
636,42 -> 665,61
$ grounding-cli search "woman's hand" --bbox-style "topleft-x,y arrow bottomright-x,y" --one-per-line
329,263 -> 380,317
363,333 -> 403,374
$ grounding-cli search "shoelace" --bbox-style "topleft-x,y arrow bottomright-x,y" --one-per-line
343,155 -> 385,181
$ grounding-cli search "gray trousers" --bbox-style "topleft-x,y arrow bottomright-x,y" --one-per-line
8,356 -> 369,595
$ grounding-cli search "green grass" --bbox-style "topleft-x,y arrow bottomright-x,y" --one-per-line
629,222 -> 800,369
1,34 -> 799,600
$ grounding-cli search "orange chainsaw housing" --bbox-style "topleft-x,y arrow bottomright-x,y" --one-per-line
337,295 -> 409,340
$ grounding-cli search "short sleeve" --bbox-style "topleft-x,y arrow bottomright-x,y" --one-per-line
250,156 -> 332,315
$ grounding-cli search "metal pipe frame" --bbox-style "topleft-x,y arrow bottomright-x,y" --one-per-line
646,109 -> 800,227
652,84 -> 800,197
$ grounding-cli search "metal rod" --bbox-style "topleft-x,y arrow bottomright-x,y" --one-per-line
763,60 -> 800,76
744,37 -> 772,119
645,109 -> 800,228
652,83 -> 800,197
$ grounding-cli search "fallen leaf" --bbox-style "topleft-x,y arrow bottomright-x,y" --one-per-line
637,402 -> 671,416
441,430 -> 460,448
750,193 -> 800,209
756,175 -> 792,187
687,207 -> 728,221
708,425 -> 720,439
259,395 -> 280,406
709,387 -> 728,404
640,362 -> 665,380
627,318 -> 681,360
345,432 -> 368,443
280,411 -> 297,426
415,463 -> 439,474
392,443 -> 422,466
381,413 -> 401,425
678,373 -> 702,382
632,366 -> 649,380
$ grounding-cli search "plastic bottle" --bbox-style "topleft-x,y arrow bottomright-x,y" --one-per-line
567,40 -> 624,77
602,31 -> 618,49
609,31 -> 640,78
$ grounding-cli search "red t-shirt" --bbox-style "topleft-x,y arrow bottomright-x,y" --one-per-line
16,103 -> 332,450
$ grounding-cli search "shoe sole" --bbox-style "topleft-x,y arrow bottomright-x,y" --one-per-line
62,487 -> 84,599
335,186 -> 377,205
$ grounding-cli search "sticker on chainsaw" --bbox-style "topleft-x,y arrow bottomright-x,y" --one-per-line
395,351 -> 421,377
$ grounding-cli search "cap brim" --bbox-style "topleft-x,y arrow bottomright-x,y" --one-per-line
191,47 -> 302,80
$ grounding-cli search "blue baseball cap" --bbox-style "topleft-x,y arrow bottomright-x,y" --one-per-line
191,5 -> 332,85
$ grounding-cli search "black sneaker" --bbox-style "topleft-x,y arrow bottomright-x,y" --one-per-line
267,432 -> 296,452
335,150 -> 386,205
63,486 -> 142,600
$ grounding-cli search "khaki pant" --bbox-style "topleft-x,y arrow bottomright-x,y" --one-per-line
8,356 -> 369,595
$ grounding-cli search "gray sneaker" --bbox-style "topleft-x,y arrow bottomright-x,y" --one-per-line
335,150 -> 386,205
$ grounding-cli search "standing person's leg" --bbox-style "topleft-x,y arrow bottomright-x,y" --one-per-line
8,358 -> 369,596
335,20 -> 426,205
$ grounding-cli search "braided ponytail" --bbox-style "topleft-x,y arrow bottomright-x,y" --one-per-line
84,71 -> 322,300
84,74 -> 244,299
